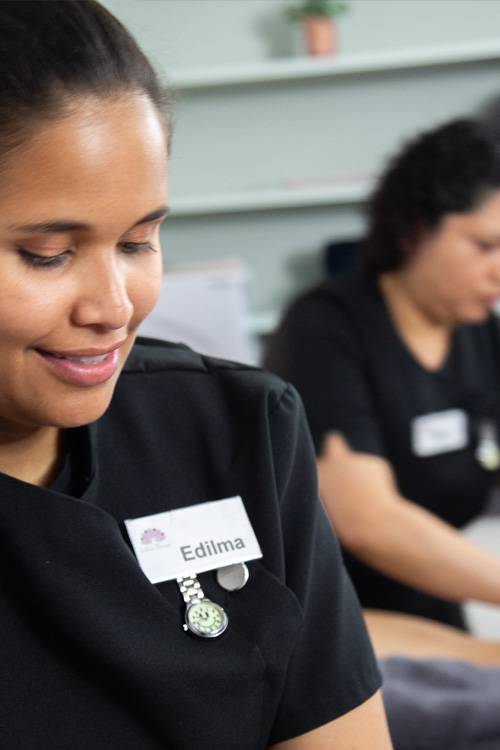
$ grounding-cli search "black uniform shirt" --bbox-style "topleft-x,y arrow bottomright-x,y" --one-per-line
0,338 -> 380,750
264,270 -> 500,625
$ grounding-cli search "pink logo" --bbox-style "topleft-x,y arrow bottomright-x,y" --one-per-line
141,528 -> 166,545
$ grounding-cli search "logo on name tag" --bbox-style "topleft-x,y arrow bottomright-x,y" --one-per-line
138,527 -> 171,554
141,528 -> 166,544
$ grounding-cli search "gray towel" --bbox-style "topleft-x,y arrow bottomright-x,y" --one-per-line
380,657 -> 500,750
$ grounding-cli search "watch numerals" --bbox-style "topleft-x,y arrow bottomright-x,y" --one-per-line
177,574 -> 228,638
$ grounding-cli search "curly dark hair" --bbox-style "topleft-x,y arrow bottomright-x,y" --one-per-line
360,118 -> 500,274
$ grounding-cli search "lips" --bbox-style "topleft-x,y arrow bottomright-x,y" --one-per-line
36,346 -> 122,387
479,295 -> 500,311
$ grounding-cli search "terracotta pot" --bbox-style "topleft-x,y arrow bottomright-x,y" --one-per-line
303,16 -> 336,56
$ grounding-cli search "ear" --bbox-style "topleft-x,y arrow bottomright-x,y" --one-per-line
397,220 -> 430,263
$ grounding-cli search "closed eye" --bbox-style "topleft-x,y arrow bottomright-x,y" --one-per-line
119,241 -> 157,256
475,237 -> 500,252
17,247 -> 69,269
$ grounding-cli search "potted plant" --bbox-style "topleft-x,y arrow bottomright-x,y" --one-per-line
285,0 -> 349,57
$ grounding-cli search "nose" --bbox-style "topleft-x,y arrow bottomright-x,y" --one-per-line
71,253 -> 134,331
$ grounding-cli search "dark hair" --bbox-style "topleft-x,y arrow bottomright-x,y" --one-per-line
0,0 -> 172,159
360,119 -> 500,274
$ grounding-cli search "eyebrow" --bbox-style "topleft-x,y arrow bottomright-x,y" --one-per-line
7,206 -> 170,234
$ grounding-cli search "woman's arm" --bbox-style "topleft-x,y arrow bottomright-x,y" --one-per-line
318,432 -> 500,607
270,691 -> 393,750
364,609 -> 500,664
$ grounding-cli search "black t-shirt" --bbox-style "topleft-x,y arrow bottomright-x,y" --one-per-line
0,338 -> 380,750
264,270 -> 500,625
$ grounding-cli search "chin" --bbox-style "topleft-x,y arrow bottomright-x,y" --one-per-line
49,386 -> 116,429
459,308 -> 490,325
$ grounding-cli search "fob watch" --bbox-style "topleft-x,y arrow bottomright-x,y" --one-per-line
177,574 -> 228,638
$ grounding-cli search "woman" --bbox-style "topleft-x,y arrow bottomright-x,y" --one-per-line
0,2 -> 390,748
265,119 -> 500,629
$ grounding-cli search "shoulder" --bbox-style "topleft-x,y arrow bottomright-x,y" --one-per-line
264,270 -> 378,374
288,269 -> 369,312
120,336 -> 295,414
275,269 -> 379,336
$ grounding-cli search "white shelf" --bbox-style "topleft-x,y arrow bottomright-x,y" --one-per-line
170,177 -> 374,217
171,39 -> 500,89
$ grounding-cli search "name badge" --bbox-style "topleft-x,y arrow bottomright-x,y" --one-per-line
124,495 -> 263,584
411,408 -> 469,457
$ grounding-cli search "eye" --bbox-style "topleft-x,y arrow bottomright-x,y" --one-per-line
120,241 -> 157,256
17,247 -> 69,269
476,239 -> 499,252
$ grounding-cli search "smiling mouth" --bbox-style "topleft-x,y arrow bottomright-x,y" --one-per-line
36,347 -> 121,387
51,352 -> 110,365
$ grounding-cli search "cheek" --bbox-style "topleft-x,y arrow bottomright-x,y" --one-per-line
128,255 -> 163,325
432,250 -> 474,289
0,281 -> 67,343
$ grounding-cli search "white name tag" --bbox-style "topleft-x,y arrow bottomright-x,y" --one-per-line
124,495 -> 263,584
411,408 -> 469,457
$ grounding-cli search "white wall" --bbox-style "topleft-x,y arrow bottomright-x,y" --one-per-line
103,1 -> 500,65
101,1 -> 500,329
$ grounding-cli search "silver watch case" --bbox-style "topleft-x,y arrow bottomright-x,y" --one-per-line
184,598 -> 228,639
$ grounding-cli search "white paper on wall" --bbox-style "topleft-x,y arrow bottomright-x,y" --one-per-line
138,258 -> 258,365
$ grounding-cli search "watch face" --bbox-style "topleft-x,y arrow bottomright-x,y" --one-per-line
186,600 -> 228,638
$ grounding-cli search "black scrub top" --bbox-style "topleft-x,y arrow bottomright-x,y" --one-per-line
0,338 -> 380,750
264,269 -> 500,627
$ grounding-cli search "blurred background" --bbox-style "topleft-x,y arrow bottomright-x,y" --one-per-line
101,0 -> 500,362
101,0 -> 500,637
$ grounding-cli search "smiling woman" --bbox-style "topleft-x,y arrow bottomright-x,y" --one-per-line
0,94 -> 168,446
0,3 -> 391,750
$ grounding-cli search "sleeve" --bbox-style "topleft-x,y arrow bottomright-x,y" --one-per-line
264,294 -> 388,457
267,383 -> 381,744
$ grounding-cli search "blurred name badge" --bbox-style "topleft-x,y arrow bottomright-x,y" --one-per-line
124,495 -> 262,584
411,408 -> 468,457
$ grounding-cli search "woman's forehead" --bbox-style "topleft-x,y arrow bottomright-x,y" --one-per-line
14,93 -> 166,168
0,93 -> 168,230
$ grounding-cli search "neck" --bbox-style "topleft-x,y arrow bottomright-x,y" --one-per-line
378,271 -> 454,370
0,424 -> 63,486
